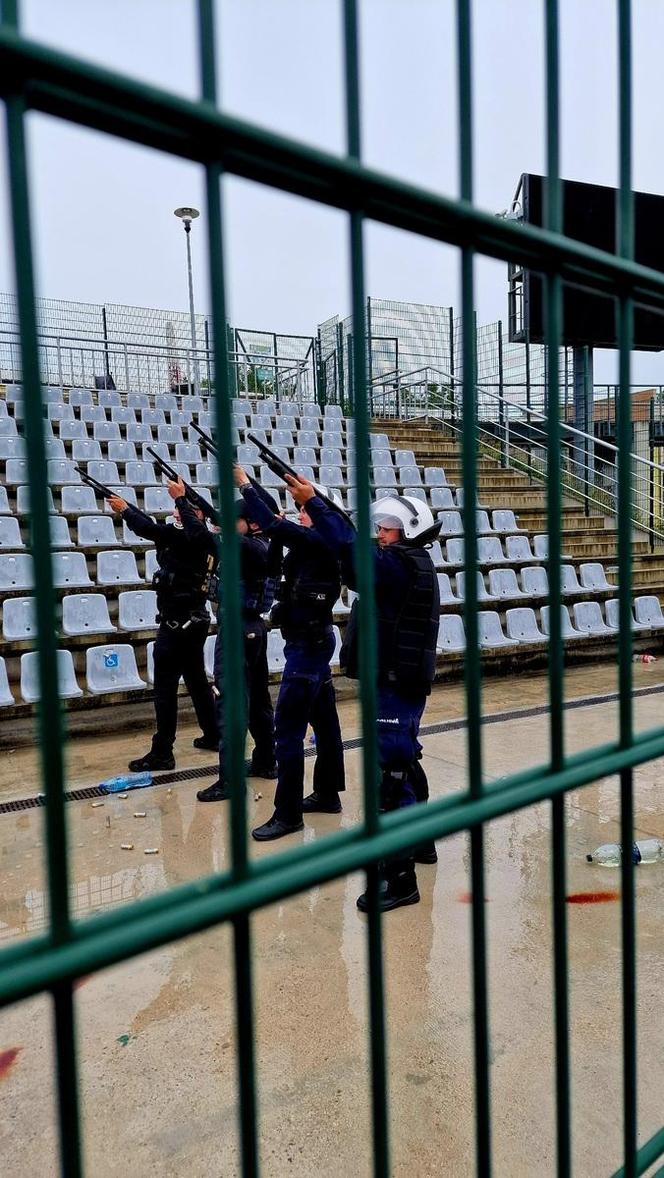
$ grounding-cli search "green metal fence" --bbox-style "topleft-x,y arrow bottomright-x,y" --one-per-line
0,1 -> 662,1175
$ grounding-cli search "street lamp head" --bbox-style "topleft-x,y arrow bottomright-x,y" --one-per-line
174,206 -> 200,231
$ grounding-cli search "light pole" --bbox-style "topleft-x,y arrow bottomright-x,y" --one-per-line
174,206 -> 200,397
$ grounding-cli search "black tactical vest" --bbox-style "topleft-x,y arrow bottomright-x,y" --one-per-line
342,545 -> 439,693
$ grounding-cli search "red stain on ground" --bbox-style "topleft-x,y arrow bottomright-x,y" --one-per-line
0,1047 -> 22,1080
73,975 -> 92,991
566,891 -> 619,904
457,892 -> 489,904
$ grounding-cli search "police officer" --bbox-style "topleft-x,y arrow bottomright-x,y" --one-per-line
285,475 -> 440,912
231,465 -> 346,841
197,483 -> 281,803
108,478 -> 219,771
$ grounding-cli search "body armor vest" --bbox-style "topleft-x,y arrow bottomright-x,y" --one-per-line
342,545 -> 439,692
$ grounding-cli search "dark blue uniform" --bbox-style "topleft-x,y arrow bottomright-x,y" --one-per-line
241,485 -> 345,831
308,496 -> 439,904
123,497 -> 219,766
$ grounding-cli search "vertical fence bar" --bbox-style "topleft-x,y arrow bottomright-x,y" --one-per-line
543,5 -> 571,1174
1,1 -> 83,1175
457,3 -> 491,1174
198,3 -> 259,1175
616,2 -> 637,1174
343,4 -> 390,1176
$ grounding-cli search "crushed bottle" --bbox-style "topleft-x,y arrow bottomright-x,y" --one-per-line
99,771 -> 153,795
586,838 -> 664,866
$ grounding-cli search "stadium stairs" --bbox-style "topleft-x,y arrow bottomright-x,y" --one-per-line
1,384 -> 663,748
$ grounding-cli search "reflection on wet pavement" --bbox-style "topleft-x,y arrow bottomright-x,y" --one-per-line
1,668 -> 663,1176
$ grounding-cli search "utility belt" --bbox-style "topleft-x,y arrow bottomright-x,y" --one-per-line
157,608 -> 210,631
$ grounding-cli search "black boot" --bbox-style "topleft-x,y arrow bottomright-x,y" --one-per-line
357,863 -> 420,913
251,813 -> 304,841
196,780 -> 230,802
246,758 -> 278,780
302,791 -> 342,814
193,734 -> 219,751
128,750 -> 175,772
413,841 -> 438,865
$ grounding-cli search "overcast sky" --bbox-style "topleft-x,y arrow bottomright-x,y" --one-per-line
2,0 -> 664,383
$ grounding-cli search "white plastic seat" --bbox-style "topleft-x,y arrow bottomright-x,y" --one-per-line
0,416 -> 18,437
330,625 -> 342,668
488,568 -> 525,599
579,562 -> 615,591
437,573 -> 460,604
271,429 -> 293,448
319,447 -> 342,466
261,467 -> 284,489
402,487 -> 427,502
250,414 -> 272,430
125,460 -> 158,486
398,465 -> 422,487
47,459 -> 80,485
0,486 -> 10,514
369,433 -> 390,450
44,438 -> 66,460
541,604 -> 583,639
52,551 -> 92,587
504,535 -> 534,563
276,415 -> 298,432
437,614 -> 466,652
71,439 -> 102,463
144,548 -> 159,580
319,465 -> 344,487
171,410 -> 194,429
0,437 -> 26,460
98,390 -> 122,408
476,511 -> 494,535
77,516 -> 118,547
321,430 -> 343,448
175,443 -> 203,465
506,607 -> 547,644
2,596 -> 36,640
47,403 -> 74,421
0,553 -> 34,590
97,549 -> 143,585
293,446 -> 317,466
478,611 -> 518,648
430,487 -> 455,511
573,600 -> 616,635
300,403 -> 321,420
122,519 -> 154,546
143,486 -> 173,514
477,537 -> 507,564
58,484 -> 96,515
395,449 -> 415,466
79,406 -> 107,424
68,388 -> 92,407
492,510 -> 525,533
118,589 -> 158,631
297,430 -> 319,448
49,516 -> 73,548
267,629 -> 286,672
59,420 -> 89,442
128,393 -> 150,409
605,598 -> 650,632
232,399 -> 252,416
0,517 -> 24,549
20,649 -> 83,702
633,596 -> 664,628
324,405 -> 342,420
0,658 -> 14,706
62,593 -> 116,636
424,467 -> 447,487
107,440 -> 138,464
446,539 -> 465,565
429,540 -> 445,569
16,485 -> 56,515
533,534 -> 571,560
88,460 -> 120,486
373,468 -> 397,488
93,421 -> 121,442
456,570 -> 496,602
111,407 -> 137,425
237,443 -> 261,465
560,565 -> 583,595
86,644 -> 146,694
521,566 -> 549,597
371,451 -> 394,469
158,424 -> 184,445
195,462 -> 217,486
126,423 -> 154,444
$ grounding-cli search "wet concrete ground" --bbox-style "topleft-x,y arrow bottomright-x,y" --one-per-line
1,662 -> 663,1176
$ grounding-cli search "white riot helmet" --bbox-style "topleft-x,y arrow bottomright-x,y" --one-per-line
371,494 -> 441,546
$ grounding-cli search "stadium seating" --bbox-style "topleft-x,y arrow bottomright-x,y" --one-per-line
86,644 -> 146,694
97,550 -> 143,585
506,607 -> 547,644
437,615 -> 466,652
118,590 -> 158,631
541,604 -> 583,640
572,601 -> 616,636
2,596 -> 36,640
634,596 -> 664,628
20,649 -> 83,702
62,593 -> 116,636
0,553 -> 34,590
478,611 -> 518,648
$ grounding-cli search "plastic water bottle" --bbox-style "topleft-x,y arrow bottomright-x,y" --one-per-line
586,839 -> 664,866
99,771 -> 153,795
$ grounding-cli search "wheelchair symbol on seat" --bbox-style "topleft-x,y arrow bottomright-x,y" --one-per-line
104,651 -> 119,669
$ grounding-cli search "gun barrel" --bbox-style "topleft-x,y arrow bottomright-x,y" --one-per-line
189,421 -> 218,454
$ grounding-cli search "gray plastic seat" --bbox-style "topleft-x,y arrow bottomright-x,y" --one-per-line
293,445 -> 317,466
403,487 -> 427,502
319,465 -> 345,487
93,421 -> 121,442
324,404 -> 342,420
126,423 -> 154,444
506,607 -> 547,644
541,604 -> 583,640
59,420 -> 89,442
560,565 -> 583,595
97,549 -> 143,585
478,611 -> 518,648
0,658 -> 14,706
60,485 -> 98,514
2,595 -> 36,640
0,517 -> 24,549
429,540 -> 445,569
49,516 -> 73,548
144,548 -> 159,580
605,598 -> 650,632
79,406 -> 107,424
171,410 -> 194,428
5,459 -> 29,485
519,566 -> 547,597
320,446 -> 342,466
455,570 -> 496,602
125,460 -> 157,486
0,416 -> 18,437
297,429 -> 319,448
143,441 -> 170,464
86,643 -> 146,694
122,519 -> 154,546
88,459 -> 120,485
395,449 -> 415,466
232,398 -> 252,416
321,431 -> 343,449
300,403 -> 321,421
579,562 -> 615,591
437,511 -> 463,537
430,487 -> 455,511
533,534 -> 571,560
437,573 -> 460,604
118,589 -> 158,631
572,600 -> 616,635
157,424 -> 184,445
175,443 -> 203,465
492,510 -> 525,533
68,388 -> 92,407
476,511 -> 493,535
504,535 -> 534,563
62,593 -> 116,636
237,443 -> 261,465
143,486 -> 173,514
437,614 -> 466,652
371,451 -> 394,469
71,438 -> 102,463
398,465 -> 422,487
111,407 -> 137,425
0,486 -> 10,514
424,467 -> 447,487
0,436 -> 26,460
15,485 -> 56,516
99,390 -> 122,408
21,649 -> 83,702
0,553 -> 34,590
195,462 -> 217,486
478,537 -> 507,564
446,539 -> 465,565
267,629 -> 286,673
369,433 -> 390,449
373,467 -> 397,488
47,459 -> 80,485
633,596 -> 664,628
44,438 -> 66,460
271,429 -> 294,448
250,414 -> 272,431
128,392 -> 150,409
488,568 -> 525,599
47,403 -> 74,421
77,515 -> 118,547
107,440 -> 138,464
52,551 -> 92,587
